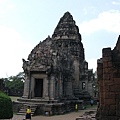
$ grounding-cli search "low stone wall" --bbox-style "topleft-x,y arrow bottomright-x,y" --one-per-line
13,100 -> 85,116
35,101 -> 85,116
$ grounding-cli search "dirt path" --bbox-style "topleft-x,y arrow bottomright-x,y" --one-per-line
12,106 -> 97,120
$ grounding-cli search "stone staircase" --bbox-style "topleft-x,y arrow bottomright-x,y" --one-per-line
17,104 -> 37,116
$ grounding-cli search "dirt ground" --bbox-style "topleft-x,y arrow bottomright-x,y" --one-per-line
12,106 -> 97,120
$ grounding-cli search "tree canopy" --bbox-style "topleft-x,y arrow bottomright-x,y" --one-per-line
1,72 -> 25,96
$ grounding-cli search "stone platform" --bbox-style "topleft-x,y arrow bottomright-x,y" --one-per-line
13,98 -> 85,116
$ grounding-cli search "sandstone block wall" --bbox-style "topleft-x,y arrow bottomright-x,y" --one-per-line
96,36 -> 120,120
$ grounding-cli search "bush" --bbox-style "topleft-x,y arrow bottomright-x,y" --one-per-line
0,91 -> 13,119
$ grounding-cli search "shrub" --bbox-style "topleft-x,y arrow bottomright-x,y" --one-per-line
0,91 -> 13,119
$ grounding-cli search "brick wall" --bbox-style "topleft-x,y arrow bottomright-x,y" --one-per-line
96,36 -> 120,120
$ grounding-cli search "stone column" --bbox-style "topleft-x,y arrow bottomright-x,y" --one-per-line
102,48 -> 113,119
22,75 -> 30,98
65,80 -> 73,97
59,78 -> 63,97
49,75 -> 55,100
55,80 -> 58,99
96,58 -> 103,119
43,77 -> 49,100
73,58 -> 79,88
30,76 -> 34,98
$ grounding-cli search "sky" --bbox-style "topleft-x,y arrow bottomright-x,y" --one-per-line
0,0 -> 120,78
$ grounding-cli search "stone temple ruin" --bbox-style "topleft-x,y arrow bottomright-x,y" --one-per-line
96,35 -> 120,120
17,12 -> 95,115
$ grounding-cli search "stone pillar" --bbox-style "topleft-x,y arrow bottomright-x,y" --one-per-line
65,80 -> 73,97
102,48 -> 115,119
30,76 -> 34,98
73,58 -> 79,88
96,58 -> 103,119
22,75 -> 30,98
59,78 -> 63,98
55,80 -> 58,99
49,75 -> 55,100
43,77 -> 49,99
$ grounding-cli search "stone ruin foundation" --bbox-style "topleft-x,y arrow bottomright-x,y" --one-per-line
96,35 -> 120,120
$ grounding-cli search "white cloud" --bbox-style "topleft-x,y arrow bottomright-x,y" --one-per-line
87,58 -> 97,72
0,26 -> 33,78
112,1 -> 120,5
79,10 -> 120,34
0,0 -> 15,17
0,0 -> 7,4
83,8 -> 87,15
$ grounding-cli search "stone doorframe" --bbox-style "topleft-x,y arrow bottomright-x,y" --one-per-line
30,73 -> 49,99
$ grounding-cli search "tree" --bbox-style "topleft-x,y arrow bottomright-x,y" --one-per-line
3,72 -> 25,96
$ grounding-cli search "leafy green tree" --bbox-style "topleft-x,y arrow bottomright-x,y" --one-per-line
3,72 -> 25,96
9,75 -> 24,90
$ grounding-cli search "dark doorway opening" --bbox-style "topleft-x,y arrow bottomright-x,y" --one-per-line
34,79 -> 43,97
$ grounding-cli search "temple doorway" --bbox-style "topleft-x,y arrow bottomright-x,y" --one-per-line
34,78 -> 43,97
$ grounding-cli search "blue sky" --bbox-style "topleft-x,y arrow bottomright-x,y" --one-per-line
0,0 -> 120,77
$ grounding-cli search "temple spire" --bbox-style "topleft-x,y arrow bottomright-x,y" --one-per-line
52,11 -> 81,41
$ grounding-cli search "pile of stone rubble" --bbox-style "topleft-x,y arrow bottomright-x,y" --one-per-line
75,110 -> 96,120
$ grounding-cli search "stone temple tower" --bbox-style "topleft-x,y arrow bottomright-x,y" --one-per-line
51,12 -> 85,98
21,12 -> 93,103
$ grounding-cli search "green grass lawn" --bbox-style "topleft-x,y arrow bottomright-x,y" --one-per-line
9,96 -> 20,102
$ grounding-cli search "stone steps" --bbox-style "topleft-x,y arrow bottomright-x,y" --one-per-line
17,97 -> 59,104
17,104 -> 37,116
